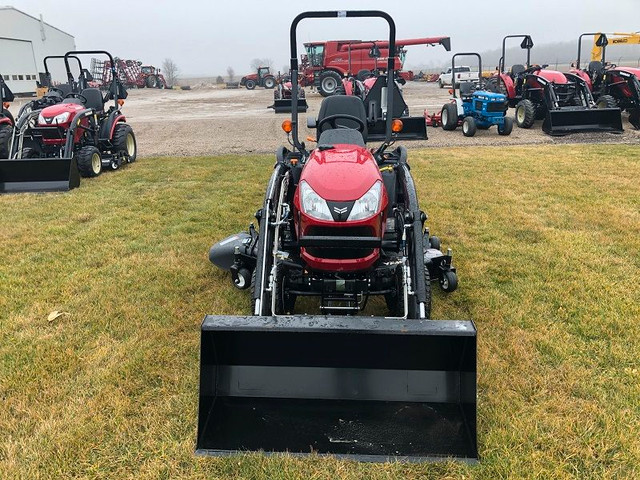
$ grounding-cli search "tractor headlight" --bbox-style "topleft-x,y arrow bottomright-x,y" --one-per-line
300,180 -> 332,221
37,112 -> 45,124
52,112 -> 70,124
347,181 -> 382,221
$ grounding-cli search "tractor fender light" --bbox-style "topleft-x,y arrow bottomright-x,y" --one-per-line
306,136 -> 316,142
391,119 -> 403,133
282,119 -> 293,133
448,89 -> 454,95
117,99 -> 125,107
2,102 -> 10,109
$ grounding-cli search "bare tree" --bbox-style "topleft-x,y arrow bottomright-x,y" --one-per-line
227,66 -> 235,82
162,58 -> 179,87
250,58 -> 274,71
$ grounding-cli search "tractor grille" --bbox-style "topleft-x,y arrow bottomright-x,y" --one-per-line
305,226 -> 375,259
487,101 -> 508,112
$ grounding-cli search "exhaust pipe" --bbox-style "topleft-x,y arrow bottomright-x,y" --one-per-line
197,315 -> 478,462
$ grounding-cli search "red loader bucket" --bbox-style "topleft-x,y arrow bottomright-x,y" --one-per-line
542,107 -> 623,136
197,315 -> 477,462
0,157 -> 80,193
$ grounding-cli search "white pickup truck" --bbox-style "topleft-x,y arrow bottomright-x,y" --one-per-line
438,66 -> 479,88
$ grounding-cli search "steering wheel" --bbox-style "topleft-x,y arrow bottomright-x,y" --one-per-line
317,114 -> 366,133
64,92 -> 87,104
524,65 -> 542,74
48,87 -> 65,96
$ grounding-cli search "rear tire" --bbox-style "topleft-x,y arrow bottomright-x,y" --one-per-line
441,103 -> 458,130
318,71 -> 342,97
515,99 -> 536,128
498,116 -> 514,135
263,77 -> 276,89
145,75 -> 158,88
76,146 -> 102,178
462,117 -> 477,137
113,123 -> 137,163
596,94 -> 617,109
0,124 -> 12,158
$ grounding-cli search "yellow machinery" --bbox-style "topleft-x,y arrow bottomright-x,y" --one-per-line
591,32 -> 640,63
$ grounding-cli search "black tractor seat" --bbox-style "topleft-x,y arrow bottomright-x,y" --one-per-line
317,95 -> 368,144
510,64 -> 526,77
81,88 -> 105,112
318,128 -> 365,147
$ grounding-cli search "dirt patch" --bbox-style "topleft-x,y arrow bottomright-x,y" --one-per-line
10,83 -> 640,158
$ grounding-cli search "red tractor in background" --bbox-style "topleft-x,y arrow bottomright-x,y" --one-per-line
571,33 -> 640,129
91,58 -> 169,89
240,67 -> 277,90
485,35 -> 622,135
301,36 -> 451,96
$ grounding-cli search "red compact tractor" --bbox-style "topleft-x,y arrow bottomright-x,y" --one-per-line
572,33 -> 640,129
18,51 -> 137,179
199,11 -> 476,463
240,67 -> 277,90
485,35 -> 622,135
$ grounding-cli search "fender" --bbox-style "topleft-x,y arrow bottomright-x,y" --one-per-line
1,109 -> 14,126
0,116 -> 12,126
570,69 -> 592,91
498,73 -> 516,99
99,111 -> 126,141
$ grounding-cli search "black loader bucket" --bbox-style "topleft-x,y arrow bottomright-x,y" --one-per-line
197,315 -> 477,462
542,107 -> 623,136
0,157 -> 80,193
269,98 -> 309,114
368,116 -> 427,141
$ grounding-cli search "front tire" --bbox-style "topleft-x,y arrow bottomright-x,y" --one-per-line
515,99 -> 536,128
440,270 -> 458,293
76,146 -> 102,178
596,94 -> 617,109
318,71 -> 342,97
462,116 -> 477,137
498,116 -> 514,135
113,123 -> 137,163
245,79 -> 256,90
441,103 -> 458,130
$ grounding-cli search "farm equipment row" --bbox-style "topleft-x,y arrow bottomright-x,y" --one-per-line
0,50 -> 137,193
91,58 -> 169,89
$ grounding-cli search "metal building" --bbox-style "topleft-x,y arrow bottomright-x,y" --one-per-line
0,6 -> 76,94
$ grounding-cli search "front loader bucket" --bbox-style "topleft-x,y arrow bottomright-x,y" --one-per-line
269,98 -> 309,114
197,316 -> 477,462
0,157 -> 80,193
542,107 -> 623,136
368,116 -> 427,141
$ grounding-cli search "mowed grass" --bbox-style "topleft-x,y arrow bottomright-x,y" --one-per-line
0,144 -> 639,479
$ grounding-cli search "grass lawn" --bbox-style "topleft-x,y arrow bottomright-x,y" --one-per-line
0,144 -> 639,479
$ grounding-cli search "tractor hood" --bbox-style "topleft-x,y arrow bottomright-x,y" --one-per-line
614,67 -> 640,77
535,70 -> 568,84
40,102 -> 84,119
300,145 -> 381,201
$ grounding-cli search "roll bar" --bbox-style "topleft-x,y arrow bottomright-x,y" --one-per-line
451,53 -> 482,98
576,32 -> 608,70
497,35 -> 533,91
64,50 -> 121,105
289,11 -> 396,152
43,55 -> 82,88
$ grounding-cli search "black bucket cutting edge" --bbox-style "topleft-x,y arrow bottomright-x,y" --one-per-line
543,107 -> 623,136
0,157 -> 80,193
368,116 -> 428,141
197,315 -> 478,462
269,99 -> 309,114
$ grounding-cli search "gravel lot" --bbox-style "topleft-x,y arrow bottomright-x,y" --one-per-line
13,82 -> 640,157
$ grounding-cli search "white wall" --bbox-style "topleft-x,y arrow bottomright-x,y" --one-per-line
0,8 -> 76,93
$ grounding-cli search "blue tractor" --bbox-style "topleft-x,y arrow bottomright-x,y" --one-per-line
440,53 -> 513,137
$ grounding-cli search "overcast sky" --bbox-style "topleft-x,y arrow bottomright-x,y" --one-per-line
6,0 -> 640,76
